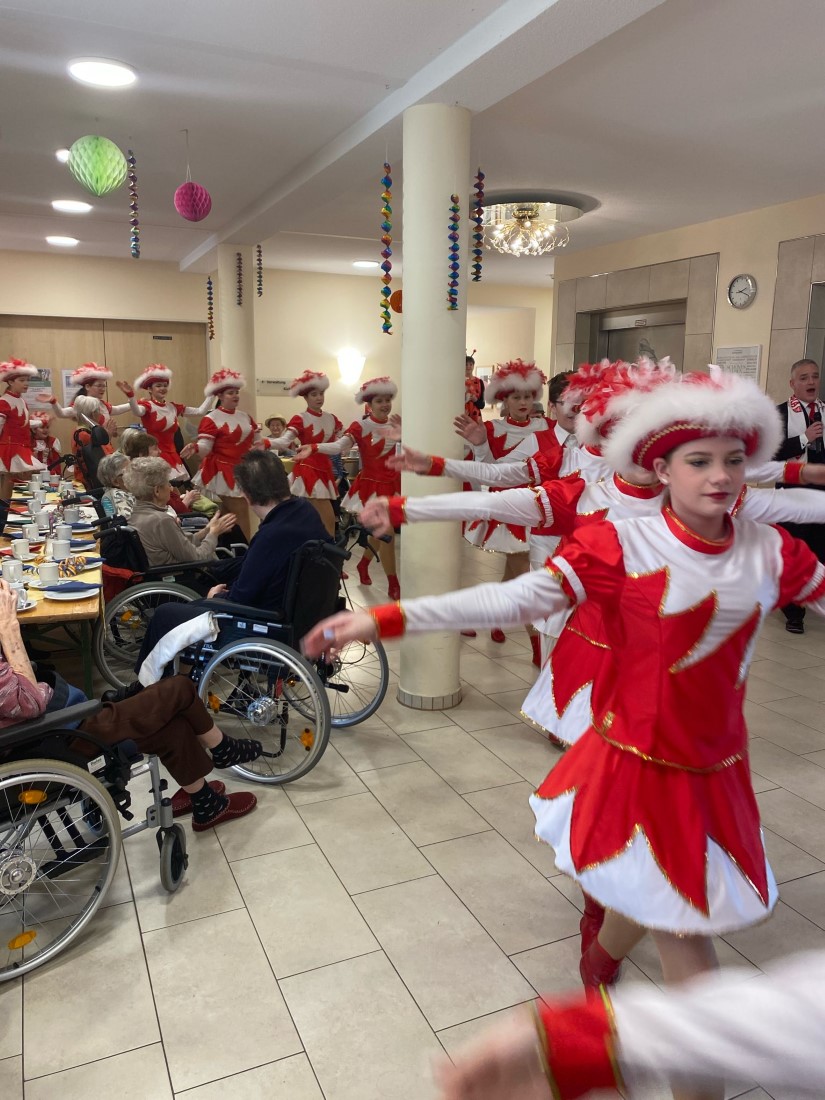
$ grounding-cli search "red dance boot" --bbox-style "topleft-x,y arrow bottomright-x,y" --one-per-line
387,574 -> 401,600
490,628 -> 506,643
356,555 -> 372,586
461,630 -> 477,638
579,939 -> 622,989
530,634 -> 542,668
579,894 -> 605,956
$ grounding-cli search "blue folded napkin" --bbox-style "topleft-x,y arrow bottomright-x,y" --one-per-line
41,581 -> 101,593
70,540 -> 96,550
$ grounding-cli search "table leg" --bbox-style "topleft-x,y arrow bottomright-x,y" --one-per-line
80,620 -> 93,697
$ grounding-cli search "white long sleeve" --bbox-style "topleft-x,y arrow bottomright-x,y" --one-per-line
267,428 -> 299,453
441,456 -> 532,486
612,950 -> 825,1095
739,485 -> 825,524
746,459 -> 789,483
313,433 -> 354,456
469,437 -> 494,462
195,434 -> 215,457
129,395 -> 144,417
401,567 -> 569,633
182,398 -> 212,417
48,403 -> 76,419
108,401 -> 131,416
405,487 -> 545,527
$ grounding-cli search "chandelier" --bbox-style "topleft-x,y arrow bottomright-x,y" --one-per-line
483,201 -> 582,258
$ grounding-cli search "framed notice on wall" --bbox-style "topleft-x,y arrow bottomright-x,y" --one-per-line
714,345 -> 761,383
22,366 -> 53,410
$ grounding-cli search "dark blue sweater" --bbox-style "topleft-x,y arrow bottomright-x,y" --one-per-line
228,497 -> 331,611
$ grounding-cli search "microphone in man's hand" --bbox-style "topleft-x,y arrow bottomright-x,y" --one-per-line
811,409 -> 823,453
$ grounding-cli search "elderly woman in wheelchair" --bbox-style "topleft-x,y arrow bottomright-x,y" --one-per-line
0,579 -> 261,978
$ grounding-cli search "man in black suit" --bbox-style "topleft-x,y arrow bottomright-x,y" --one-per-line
775,358 -> 825,633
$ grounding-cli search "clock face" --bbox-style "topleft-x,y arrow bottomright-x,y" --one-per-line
728,274 -> 757,309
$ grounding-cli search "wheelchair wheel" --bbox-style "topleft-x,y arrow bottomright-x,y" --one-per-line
93,581 -> 201,689
158,824 -> 188,893
198,639 -> 330,785
315,637 -> 390,728
0,758 -> 121,981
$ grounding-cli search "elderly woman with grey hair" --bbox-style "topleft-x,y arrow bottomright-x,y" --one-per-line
97,451 -> 135,518
124,457 -> 236,569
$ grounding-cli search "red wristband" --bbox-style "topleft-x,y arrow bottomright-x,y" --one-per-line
368,602 -> 406,638
535,991 -> 622,1099
784,460 -> 803,485
387,496 -> 407,527
429,455 -> 446,476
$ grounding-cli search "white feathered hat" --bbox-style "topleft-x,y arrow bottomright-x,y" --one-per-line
70,362 -> 112,387
204,368 -> 245,397
355,376 -> 397,404
574,357 -> 677,450
0,358 -> 40,384
134,364 -> 173,390
289,370 -> 329,398
486,359 -> 546,403
603,367 -> 782,472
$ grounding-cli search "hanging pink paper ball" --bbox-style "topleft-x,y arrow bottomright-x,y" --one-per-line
174,181 -> 212,222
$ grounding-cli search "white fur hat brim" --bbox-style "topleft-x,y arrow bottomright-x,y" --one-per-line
72,366 -> 112,385
355,378 -> 397,404
603,371 -> 782,473
486,368 -> 545,403
0,364 -> 39,382
135,366 -> 173,390
289,372 -> 330,398
204,372 -> 246,397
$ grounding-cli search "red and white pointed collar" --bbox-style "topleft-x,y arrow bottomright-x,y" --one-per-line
367,413 -> 389,425
662,504 -> 734,555
505,415 -> 531,427
306,407 -> 323,418
612,473 -> 663,500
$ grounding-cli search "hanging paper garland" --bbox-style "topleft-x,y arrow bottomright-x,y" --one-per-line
256,244 -> 263,297
447,194 -> 460,310
127,149 -> 140,260
236,252 -> 243,306
472,169 -> 485,281
206,277 -> 215,341
67,135 -> 127,197
380,162 -> 393,335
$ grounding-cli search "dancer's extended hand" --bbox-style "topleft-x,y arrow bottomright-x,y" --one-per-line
386,445 -> 432,474
360,498 -> 392,537
434,1006 -> 552,1100
375,414 -> 402,443
302,610 -> 377,660
453,414 -> 485,446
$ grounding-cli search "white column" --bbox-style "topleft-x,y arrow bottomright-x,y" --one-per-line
398,103 -> 471,710
216,244 -> 257,419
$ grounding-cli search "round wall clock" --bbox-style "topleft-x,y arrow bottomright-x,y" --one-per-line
727,273 -> 758,309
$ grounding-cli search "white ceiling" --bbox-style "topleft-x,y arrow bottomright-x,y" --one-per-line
2,0 -> 825,285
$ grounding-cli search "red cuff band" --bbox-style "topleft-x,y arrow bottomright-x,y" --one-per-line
784,460 -> 803,485
429,455 -> 446,476
387,496 -> 407,527
368,602 -> 406,638
535,991 -> 621,1099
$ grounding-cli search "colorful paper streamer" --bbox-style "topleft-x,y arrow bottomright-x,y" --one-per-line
256,244 -> 263,297
447,194 -> 460,310
472,169 -> 485,281
127,149 -> 140,260
206,276 -> 215,341
236,252 -> 243,307
380,162 -> 393,335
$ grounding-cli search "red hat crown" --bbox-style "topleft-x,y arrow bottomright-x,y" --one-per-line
486,359 -> 546,402
289,370 -> 329,397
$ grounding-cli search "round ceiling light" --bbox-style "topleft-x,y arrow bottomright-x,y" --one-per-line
352,260 -> 379,269
46,236 -> 79,247
51,199 -> 92,214
68,58 -> 136,88
55,148 -> 71,164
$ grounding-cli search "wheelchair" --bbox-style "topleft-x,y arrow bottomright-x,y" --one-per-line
0,700 -> 188,981
93,520 -> 231,689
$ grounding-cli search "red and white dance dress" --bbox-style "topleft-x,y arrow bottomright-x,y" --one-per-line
0,395 -> 44,474
271,409 -> 343,500
371,509 -> 825,933
464,375 -> 484,423
128,396 -> 210,479
192,408 -> 267,498
308,416 -> 400,512
462,416 -> 563,553
31,433 -> 61,472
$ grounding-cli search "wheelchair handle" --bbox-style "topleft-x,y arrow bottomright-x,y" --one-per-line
338,523 -> 392,550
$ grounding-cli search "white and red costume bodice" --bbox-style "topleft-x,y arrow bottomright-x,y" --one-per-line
333,417 -> 400,511
192,407 -> 264,497
376,511 -> 825,933
463,417 -> 563,553
0,395 -> 44,474
276,409 -> 343,500
132,398 -> 208,479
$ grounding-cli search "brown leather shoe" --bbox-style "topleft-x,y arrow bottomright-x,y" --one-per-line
192,791 -> 257,832
170,781 -> 226,818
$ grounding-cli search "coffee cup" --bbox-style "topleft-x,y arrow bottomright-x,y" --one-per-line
37,562 -> 60,586
11,539 -> 29,560
26,497 -> 40,515
55,523 -> 72,542
51,539 -> 71,561
33,511 -> 49,531
63,506 -> 81,523
39,470 -> 50,484
49,474 -> 60,488
2,560 -> 23,583
58,480 -> 73,496
27,477 -> 40,491
10,582 -> 27,610
23,524 -> 39,541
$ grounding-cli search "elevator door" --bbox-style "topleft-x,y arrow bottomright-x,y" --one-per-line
606,323 -> 685,371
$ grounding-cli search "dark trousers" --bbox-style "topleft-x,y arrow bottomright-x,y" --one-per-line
780,520 -> 825,624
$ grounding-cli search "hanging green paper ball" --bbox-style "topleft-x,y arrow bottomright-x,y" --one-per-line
67,135 -> 127,196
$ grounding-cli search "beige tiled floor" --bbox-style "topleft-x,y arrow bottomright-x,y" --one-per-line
6,544 -> 825,1097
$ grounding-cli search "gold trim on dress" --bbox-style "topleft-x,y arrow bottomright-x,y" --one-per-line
565,626 -> 611,651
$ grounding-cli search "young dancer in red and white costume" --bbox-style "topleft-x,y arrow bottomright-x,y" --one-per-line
268,370 -> 342,536
307,371 -> 825,1100
0,359 -> 46,532
29,414 -> 61,472
294,376 -> 401,598
117,364 -> 210,480
181,369 -> 267,540
44,362 -> 132,437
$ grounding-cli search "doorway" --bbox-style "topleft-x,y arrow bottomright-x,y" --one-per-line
591,304 -> 686,370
